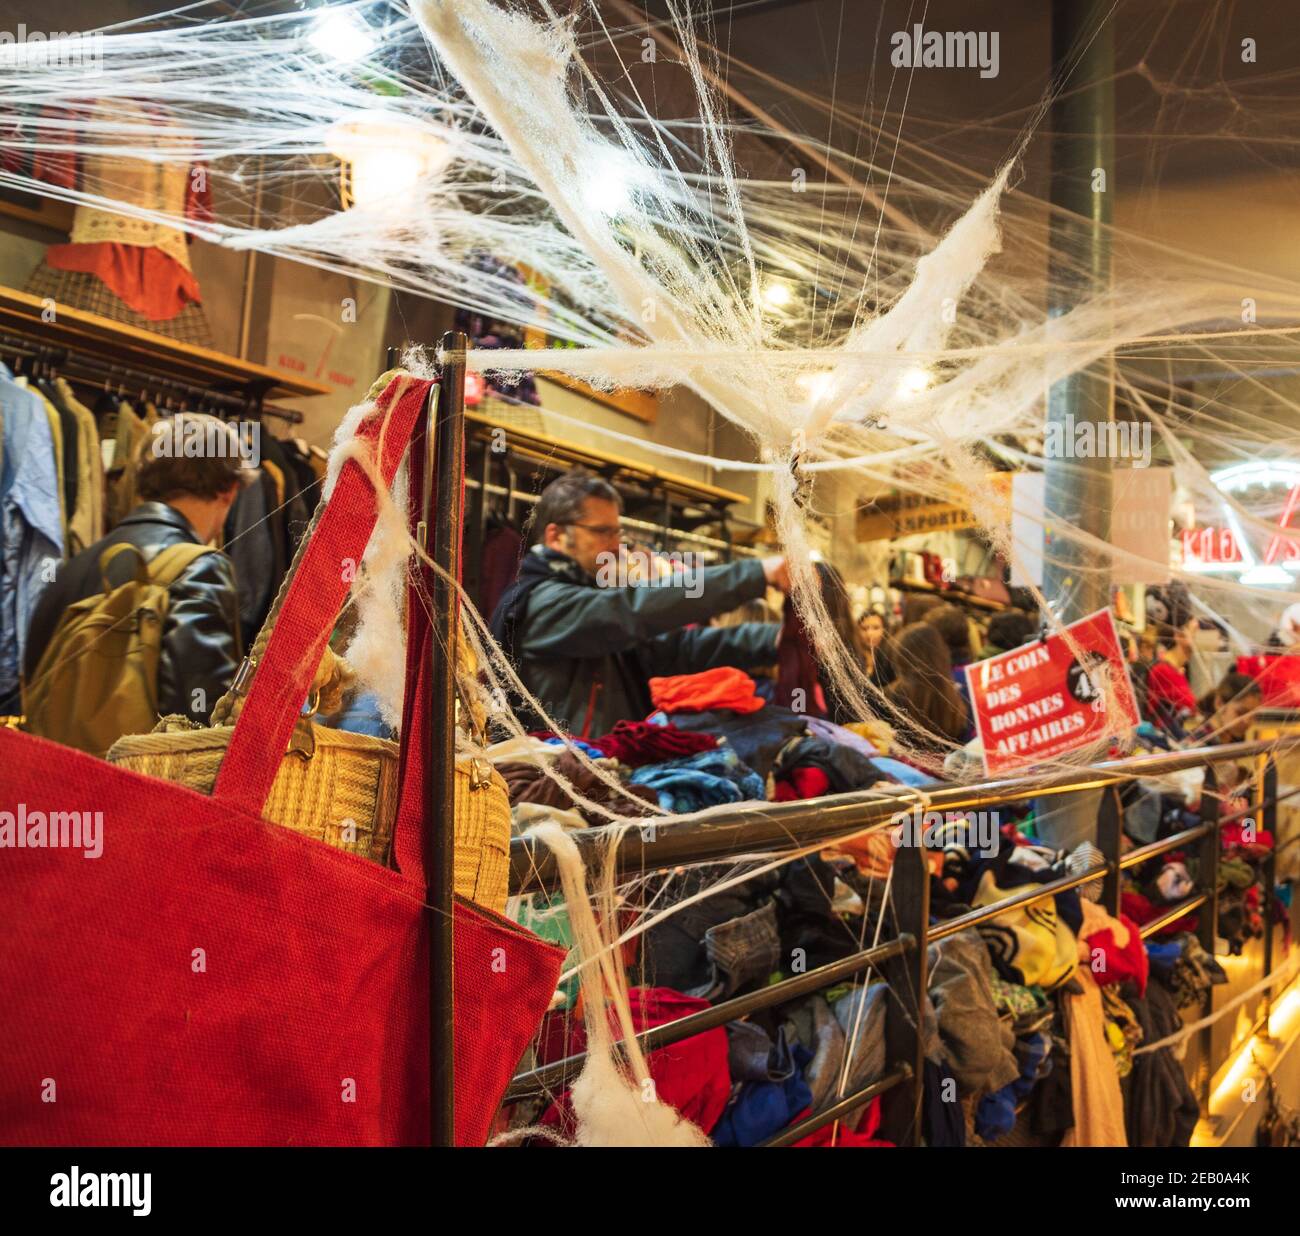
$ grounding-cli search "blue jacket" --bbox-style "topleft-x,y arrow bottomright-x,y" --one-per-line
0,369 -> 63,712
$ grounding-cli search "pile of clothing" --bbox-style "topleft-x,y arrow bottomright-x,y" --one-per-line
496,668 -> 1271,1147
490,666 -> 930,838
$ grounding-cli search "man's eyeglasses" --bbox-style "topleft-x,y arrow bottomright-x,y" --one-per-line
562,521 -> 623,538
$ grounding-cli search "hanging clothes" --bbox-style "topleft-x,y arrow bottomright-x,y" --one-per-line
100,399 -> 148,531
1060,969 -> 1128,1146
17,378 -> 68,548
223,465 -> 278,650
24,100 -> 214,344
49,378 -> 104,552
479,519 -> 523,619
0,364 -> 64,713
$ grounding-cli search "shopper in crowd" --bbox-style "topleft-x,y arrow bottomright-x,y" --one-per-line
980,608 -> 1036,658
779,560 -> 867,725
1144,617 -> 1200,738
23,413 -> 246,729
925,602 -> 973,667
925,602 -> 977,739
882,622 -> 970,762
490,470 -> 789,737
1193,670 -> 1262,744
901,592 -> 943,626
857,608 -> 894,688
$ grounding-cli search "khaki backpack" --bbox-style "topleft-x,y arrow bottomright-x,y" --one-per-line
23,542 -> 221,756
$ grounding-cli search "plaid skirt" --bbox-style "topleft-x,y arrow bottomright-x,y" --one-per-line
25,260 -> 215,349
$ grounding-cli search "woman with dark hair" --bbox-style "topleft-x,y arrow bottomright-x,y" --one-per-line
925,602 -> 977,740
776,560 -> 868,723
883,622 -> 970,764
857,609 -> 895,688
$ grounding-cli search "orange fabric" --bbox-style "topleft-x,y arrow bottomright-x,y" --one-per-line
43,242 -> 203,321
649,666 -> 765,715
825,829 -> 896,880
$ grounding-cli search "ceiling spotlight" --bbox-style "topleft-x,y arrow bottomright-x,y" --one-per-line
897,367 -> 932,397
761,280 -> 793,309
308,10 -> 378,65
795,370 -> 834,401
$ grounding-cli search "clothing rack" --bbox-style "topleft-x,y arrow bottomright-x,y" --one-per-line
465,476 -> 753,556
0,332 -> 303,423
499,737 -> 1293,1145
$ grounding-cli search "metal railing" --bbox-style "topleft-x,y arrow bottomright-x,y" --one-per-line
505,737 -> 1294,1145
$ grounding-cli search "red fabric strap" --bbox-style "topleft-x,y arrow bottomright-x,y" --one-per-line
390,403 -> 467,878
212,374 -> 433,824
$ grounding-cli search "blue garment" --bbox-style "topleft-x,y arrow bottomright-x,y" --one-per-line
0,367 -> 63,710
543,736 -> 604,758
869,755 -> 932,787
975,1030 -> 1052,1140
710,1039 -> 813,1146
629,744 -> 765,813
333,690 -> 396,739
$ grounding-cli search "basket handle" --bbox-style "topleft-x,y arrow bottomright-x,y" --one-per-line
211,372 -> 434,822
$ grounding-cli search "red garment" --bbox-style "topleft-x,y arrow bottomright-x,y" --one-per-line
43,242 -> 204,321
774,598 -> 826,717
791,1096 -> 893,1147
1221,821 -> 1274,854
1122,890 -> 1197,937
590,719 -> 719,767
0,377 -> 566,1147
479,523 -> 523,620
1082,913 -> 1149,997
649,666 -> 765,715
1146,661 -> 1197,720
773,766 -> 831,801
537,987 -> 731,1136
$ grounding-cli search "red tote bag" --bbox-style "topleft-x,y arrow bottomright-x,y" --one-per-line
0,374 -> 565,1146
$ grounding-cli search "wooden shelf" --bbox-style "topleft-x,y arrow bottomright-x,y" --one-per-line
890,578 -> 1009,612
466,410 -> 747,509
0,285 -> 331,399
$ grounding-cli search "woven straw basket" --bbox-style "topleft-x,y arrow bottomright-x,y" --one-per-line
106,369 -> 513,914
106,721 -> 513,914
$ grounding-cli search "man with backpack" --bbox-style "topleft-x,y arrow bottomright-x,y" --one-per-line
22,413 -> 248,755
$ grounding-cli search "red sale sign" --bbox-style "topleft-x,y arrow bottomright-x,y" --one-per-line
963,609 -> 1139,776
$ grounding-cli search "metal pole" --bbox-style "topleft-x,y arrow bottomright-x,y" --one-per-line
509,737 -> 1294,895
1196,763 -> 1221,1111
880,840 -> 929,1146
427,331 -> 468,1145
1258,755 -> 1278,1034
1036,0 -> 1116,853
1043,0 -> 1115,614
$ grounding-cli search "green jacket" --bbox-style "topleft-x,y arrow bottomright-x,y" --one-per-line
513,552 -> 778,738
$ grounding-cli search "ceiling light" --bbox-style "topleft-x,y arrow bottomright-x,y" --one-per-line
897,367 -> 932,398
308,11 -> 377,65
761,280 -> 793,310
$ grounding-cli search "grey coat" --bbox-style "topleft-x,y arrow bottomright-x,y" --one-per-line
513,554 -> 778,737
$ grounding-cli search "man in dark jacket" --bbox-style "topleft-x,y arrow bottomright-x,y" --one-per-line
490,471 -> 788,738
24,412 -> 247,724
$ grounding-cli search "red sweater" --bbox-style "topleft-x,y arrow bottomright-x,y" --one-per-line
1146,660 -> 1197,723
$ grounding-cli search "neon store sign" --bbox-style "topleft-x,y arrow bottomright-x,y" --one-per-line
1182,462 -> 1300,585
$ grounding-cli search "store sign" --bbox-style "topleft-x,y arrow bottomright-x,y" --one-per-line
1182,462 -> 1300,585
964,609 -> 1139,776
1180,525 -> 1243,566
857,496 -> 975,541
857,474 -> 1012,541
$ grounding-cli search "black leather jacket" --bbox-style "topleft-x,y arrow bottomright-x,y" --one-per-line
23,502 -> 241,722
